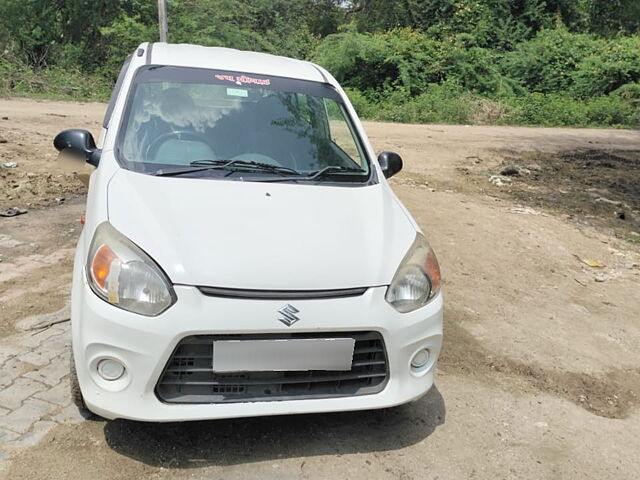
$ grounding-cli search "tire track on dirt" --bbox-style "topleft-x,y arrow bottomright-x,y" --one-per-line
441,309 -> 640,419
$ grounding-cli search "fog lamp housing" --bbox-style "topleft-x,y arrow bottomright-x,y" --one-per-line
97,358 -> 126,381
411,349 -> 430,369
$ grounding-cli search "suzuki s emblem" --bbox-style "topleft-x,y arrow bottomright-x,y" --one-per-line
278,304 -> 300,326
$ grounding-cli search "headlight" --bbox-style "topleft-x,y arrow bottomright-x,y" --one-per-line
87,222 -> 176,316
385,233 -> 441,313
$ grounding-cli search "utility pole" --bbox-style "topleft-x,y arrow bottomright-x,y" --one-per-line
157,0 -> 168,43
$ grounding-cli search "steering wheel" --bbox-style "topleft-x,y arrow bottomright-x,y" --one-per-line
145,130 -> 213,164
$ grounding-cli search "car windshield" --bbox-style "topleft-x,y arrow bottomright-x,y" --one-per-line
117,65 -> 372,183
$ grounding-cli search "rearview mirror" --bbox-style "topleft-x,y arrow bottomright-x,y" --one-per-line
53,129 -> 101,167
377,151 -> 403,179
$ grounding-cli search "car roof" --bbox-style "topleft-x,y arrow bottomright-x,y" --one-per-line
144,42 -> 327,83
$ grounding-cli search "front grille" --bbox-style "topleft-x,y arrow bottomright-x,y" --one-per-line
156,332 -> 388,404
197,286 -> 368,300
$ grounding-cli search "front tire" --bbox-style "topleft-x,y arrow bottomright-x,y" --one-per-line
69,351 -> 100,419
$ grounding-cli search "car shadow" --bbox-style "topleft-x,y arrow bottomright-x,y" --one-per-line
103,385 -> 445,468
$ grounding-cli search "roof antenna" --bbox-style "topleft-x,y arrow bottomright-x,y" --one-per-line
157,0 -> 169,43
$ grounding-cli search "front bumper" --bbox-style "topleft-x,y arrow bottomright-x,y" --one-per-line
71,276 -> 443,422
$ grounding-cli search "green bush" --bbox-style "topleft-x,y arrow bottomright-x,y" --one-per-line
572,36 -> 640,98
502,29 -> 640,100
313,29 -> 442,95
99,15 -> 156,76
611,82 -> 640,101
343,87 -> 375,119
345,81 -> 480,124
438,36 -> 514,95
376,82 -> 477,124
585,95 -> 639,126
505,93 -> 589,126
502,92 -> 639,127
501,28 -> 600,94
313,29 -> 513,96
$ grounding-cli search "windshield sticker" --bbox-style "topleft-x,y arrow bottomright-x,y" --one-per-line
226,88 -> 249,97
215,74 -> 271,86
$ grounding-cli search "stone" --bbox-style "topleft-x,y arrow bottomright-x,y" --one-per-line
489,175 -> 512,187
17,305 -> 70,331
18,347 -> 59,367
35,379 -> 70,407
51,403 -> 85,424
0,398 -> 55,434
42,333 -> 71,353
24,356 -> 69,387
15,324 -> 67,349
11,421 -> 57,448
0,377 -> 47,410
0,427 -> 20,443
0,357 -> 24,389
0,344 -> 26,364
500,165 -> 520,176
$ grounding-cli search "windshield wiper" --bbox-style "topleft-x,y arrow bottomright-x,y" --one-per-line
155,160 -> 228,177
306,165 -> 365,180
256,165 -> 366,182
196,159 -> 301,176
155,159 -> 301,177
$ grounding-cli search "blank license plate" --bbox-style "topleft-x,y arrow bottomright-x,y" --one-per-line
212,338 -> 355,372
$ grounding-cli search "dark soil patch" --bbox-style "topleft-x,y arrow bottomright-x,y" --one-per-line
495,149 -> 640,240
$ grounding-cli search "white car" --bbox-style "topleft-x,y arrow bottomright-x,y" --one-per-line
54,43 -> 443,422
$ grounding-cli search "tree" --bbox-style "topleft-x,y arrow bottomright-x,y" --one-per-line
589,0 -> 640,36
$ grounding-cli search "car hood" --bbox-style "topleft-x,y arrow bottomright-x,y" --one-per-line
107,170 -> 416,290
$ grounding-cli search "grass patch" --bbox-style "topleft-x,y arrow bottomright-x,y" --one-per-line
0,60 -> 111,102
348,87 -> 640,128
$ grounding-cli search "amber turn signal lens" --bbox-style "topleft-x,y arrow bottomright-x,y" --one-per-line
91,244 -> 117,290
425,251 -> 441,292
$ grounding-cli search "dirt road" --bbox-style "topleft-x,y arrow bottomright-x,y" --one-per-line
0,98 -> 639,479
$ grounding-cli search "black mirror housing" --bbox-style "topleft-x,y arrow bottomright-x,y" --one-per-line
378,151 -> 403,179
53,129 -> 101,167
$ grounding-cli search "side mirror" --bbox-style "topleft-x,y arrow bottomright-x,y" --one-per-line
53,129 -> 101,167
378,151 -> 403,179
